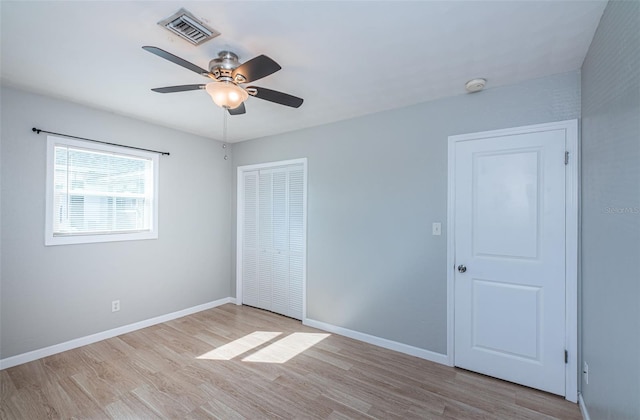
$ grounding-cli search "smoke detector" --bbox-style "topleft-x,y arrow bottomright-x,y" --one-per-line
158,8 -> 220,46
465,78 -> 487,93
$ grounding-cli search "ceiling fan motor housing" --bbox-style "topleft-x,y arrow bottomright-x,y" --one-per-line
209,51 -> 243,82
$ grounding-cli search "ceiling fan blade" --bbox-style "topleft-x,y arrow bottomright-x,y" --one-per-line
232,55 -> 281,83
151,84 -> 205,93
248,86 -> 303,108
228,103 -> 246,115
142,46 -> 210,76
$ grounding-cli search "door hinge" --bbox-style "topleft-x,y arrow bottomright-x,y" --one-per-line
565,151 -> 569,165
565,349 -> 568,364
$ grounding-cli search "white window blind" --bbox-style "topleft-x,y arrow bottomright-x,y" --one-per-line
45,136 -> 159,245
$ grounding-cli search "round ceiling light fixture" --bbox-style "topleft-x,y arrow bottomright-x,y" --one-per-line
465,78 -> 487,93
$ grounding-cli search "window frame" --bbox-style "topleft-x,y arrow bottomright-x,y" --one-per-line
45,135 -> 159,246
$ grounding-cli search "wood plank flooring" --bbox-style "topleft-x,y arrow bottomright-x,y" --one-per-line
0,304 -> 582,419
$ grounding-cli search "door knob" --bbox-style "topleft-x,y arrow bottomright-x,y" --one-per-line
457,264 -> 467,273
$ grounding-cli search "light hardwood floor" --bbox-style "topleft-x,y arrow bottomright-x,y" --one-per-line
0,304 -> 582,419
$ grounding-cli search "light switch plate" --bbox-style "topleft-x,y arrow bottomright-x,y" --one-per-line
432,222 -> 441,236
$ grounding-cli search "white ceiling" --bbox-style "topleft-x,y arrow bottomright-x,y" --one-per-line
1,1 -> 606,143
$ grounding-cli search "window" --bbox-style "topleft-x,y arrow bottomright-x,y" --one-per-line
45,135 -> 159,245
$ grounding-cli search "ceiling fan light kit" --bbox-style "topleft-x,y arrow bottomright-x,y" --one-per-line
205,81 -> 248,109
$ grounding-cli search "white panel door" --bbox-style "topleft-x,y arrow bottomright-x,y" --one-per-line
454,129 -> 567,395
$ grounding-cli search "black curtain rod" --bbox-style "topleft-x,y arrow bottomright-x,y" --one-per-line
31,128 -> 170,156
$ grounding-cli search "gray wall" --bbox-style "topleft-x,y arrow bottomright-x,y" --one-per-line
580,1 -> 640,418
0,86 -> 232,358
232,71 -> 580,354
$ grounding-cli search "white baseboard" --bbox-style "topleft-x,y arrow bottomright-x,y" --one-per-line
578,392 -> 591,420
0,297 -> 235,370
303,317 -> 449,366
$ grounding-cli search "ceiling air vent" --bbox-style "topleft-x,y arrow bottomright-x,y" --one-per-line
158,8 -> 220,46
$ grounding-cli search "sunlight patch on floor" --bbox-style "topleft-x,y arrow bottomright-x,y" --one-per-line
197,331 -> 331,363
197,331 -> 282,360
242,333 -> 330,364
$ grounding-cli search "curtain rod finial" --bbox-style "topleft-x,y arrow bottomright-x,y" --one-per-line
32,127 -> 41,134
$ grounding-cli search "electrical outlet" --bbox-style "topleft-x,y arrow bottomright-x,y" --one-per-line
112,300 -> 120,312
583,361 -> 589,384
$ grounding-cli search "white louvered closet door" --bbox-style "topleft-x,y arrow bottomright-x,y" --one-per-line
271,169 -> 290,316
241,171 -> 259,308
241,164 -> 305,320
287,166 -> 304,319
258,170 -> 274,311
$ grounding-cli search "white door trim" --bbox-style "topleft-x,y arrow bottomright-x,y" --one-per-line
236,158 -> 308,320
446,120 -> 578,402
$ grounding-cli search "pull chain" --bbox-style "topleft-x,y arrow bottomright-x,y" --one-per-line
222,109 -> 228,160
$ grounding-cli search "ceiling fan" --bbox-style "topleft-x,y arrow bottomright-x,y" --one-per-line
143,46 -> 304,115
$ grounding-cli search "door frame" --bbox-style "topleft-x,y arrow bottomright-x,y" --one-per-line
446,120 -> 578,402
236,158 -> 308,320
